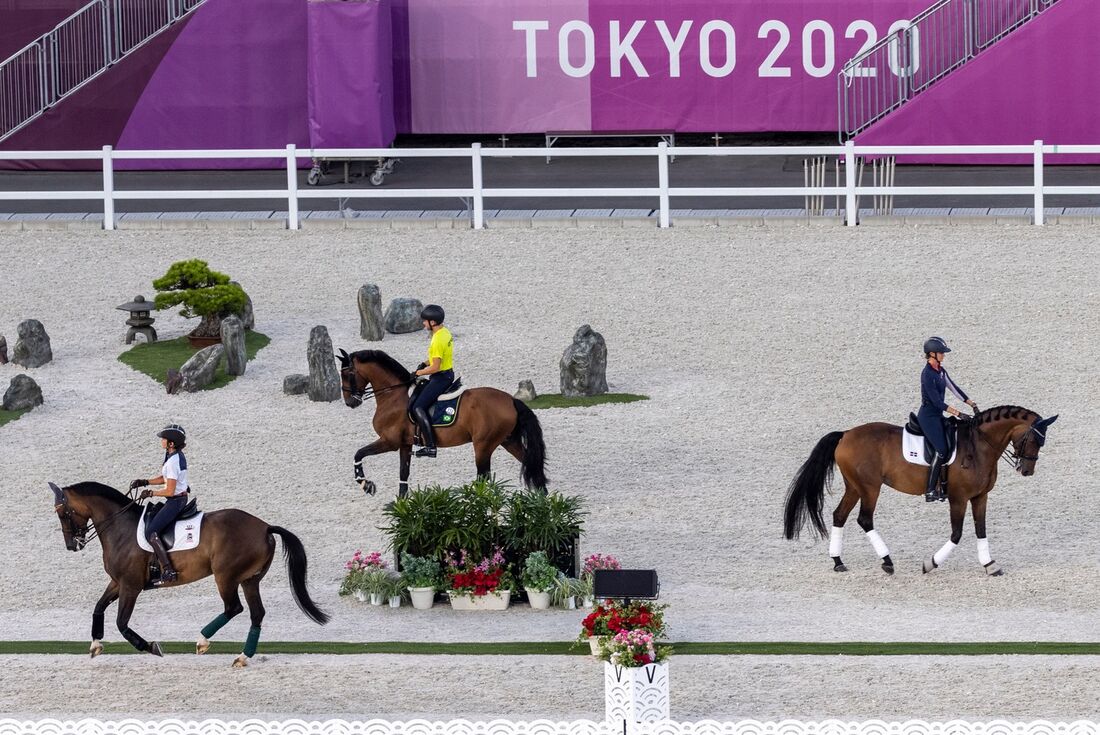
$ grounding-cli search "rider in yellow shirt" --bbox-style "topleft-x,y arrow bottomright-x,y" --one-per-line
410,304 -> 453,457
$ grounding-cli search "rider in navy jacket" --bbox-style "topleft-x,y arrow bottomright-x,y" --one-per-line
918,337 -> 978,502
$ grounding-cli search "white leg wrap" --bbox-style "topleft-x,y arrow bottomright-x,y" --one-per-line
977,538 -> 992,566
933,541 -> 958,566
866,529 -> 890,558
829,526 -> 844,557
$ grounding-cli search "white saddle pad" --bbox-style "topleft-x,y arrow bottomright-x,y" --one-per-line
902,429 -> 957,466
136,511 -> 204,552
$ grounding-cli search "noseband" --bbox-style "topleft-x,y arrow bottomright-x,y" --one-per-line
341,365 -> 413,403
55,490 -> 140,550
974,419 -> 1045,469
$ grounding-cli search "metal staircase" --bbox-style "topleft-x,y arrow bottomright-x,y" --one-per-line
839,0 -> 1061,140
0,0 -> 206,143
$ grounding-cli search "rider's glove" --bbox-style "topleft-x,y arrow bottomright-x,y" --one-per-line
130,478 -> 148,490
138,489 -> 154,500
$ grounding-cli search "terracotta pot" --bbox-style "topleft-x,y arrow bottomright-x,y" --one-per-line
187,333 -> 222,349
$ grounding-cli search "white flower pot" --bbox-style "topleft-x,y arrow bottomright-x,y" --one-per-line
448,589 -> 511,610
353,590 -> 367,602
408,587 -> 435,610
564,596 -> 577,610
604,662 -> 670,724
525,588 -> 552,610
588,636 -> 606,656
583,596 -> 594,608
388,596 -> 402,608
369,592 -> 384,606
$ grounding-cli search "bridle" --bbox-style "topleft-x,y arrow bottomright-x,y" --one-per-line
341,364 -> 413,403
971,417 -> 1046,470
54,489 -> 140,550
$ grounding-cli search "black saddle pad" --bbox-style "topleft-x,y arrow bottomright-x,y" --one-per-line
143,497 -> 199,549
906,413 -> 959,463
409,378 -> 464,427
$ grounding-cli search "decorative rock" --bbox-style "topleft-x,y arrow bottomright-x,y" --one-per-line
283,374 -> 309,395
358,284 -> 385,341
514,380 -> 537,402
2,374 -> 43,411
0,335 -> 6,364
384,298 -> 424,334
177,344 -> 224,393
560,324 -> 608,397
307,326 -> 341,402
221,316 -> 247,376
12,319 -> 52,368
230,281 -> 254,330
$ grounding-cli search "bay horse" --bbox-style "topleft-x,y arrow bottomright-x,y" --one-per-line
783,405 -> 1058,575
337,349 -> 548,498
50,480 -> 329,665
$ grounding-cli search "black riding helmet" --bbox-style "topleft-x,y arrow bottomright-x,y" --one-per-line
923,336 -> 951,355
420,304 -> 445,324
157,424 -> 186,448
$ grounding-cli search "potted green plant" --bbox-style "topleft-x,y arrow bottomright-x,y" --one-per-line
339,549 -> 375,601
521,551 -> 558,610
362,566 -> 390,606
551,573 -> 583,610
152,259 -> 248,348
400,552 -> 441,610
383,572 -> 406,608
501,488 -> 585,574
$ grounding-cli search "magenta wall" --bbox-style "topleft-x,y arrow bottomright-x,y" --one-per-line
856,0 -> 1100,163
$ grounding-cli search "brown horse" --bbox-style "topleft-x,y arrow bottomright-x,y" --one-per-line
337,349 -> 548,498
50,480 -> 329,665
783,405 -> 1058,575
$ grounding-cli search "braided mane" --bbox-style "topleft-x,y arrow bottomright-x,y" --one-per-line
974,405 -> 1039,425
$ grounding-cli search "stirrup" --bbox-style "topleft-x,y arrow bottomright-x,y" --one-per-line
415,446 -> 437,458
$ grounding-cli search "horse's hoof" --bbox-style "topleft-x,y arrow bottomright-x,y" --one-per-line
148,641 -> 164,657
357,479 -> 376,496
922,558 -> 937,574
89,640 -> 103,659
984,562 -> 1004,577
882,563 -> 895,576
196,637 -> 211,655
232,654 -> 249,668
832,563 -> 848,573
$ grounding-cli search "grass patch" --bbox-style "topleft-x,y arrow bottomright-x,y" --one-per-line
4,641 -> 1100,656
525,393 -> 648,410
117,330 -> 270,390
0,407 -> 32,428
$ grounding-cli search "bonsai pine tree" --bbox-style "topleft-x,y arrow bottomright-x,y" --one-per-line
153,259 -> 247,338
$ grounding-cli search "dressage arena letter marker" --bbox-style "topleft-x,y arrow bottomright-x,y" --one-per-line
513,21 -> 550,78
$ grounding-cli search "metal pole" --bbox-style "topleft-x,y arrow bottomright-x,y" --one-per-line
471,142 -> 484,230
845,140 -> 857,226
101,144 -> 114,230
286,144 -> 299,230
658,141 -> 670,228
1033,139 -> 1044,226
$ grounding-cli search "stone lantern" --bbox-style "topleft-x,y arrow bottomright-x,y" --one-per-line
117,295 -> 158,344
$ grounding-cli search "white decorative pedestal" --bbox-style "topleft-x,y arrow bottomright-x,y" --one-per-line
604,662 -> 670,727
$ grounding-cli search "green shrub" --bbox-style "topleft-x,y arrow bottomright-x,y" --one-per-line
521,551 -> 559,593
153,259 -> 247,338
502,488 -> 585,572
399,553 -> 441,589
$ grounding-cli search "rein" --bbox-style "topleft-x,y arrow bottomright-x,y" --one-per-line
57,492 -> 141,549
342,367 -> 413,402
970,418 -> 1043,470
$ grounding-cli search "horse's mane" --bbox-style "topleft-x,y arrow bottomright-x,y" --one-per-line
66,481 -> 131,506
350,350 -> 411,381
975,405 -> 1038,425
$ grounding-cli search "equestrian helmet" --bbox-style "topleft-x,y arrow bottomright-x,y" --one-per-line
157,424 -> 187,446
420,304 -> 445,324
923,336 -> 951,354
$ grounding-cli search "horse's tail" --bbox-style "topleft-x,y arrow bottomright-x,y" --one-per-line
268,526 -> 330,625
783,431 -> 844,541
509,398 -> 549,490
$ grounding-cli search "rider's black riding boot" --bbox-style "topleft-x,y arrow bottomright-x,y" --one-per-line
149,533 -> 178,583
925,452 -> 947,503
413,407 -> 437,458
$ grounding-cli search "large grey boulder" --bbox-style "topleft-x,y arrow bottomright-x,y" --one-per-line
221,315 -> 246,376
283,374 -> 309,395
307,326 -> 341,402
514,380 -> 537,402
358,284 -> 385,341
3,374 -> 43,411
384,298 -> 424,334
177,344 -> 224,393
230,281 -> 254,330
12,319 -> 52,368
0,335 -> 7,364
560,325 -> 608,397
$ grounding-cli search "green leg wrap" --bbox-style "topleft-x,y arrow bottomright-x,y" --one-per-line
243,625 -> 261,658
201,613 -> 232,639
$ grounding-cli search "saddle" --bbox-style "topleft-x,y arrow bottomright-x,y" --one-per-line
903,413 -> 959,465
137,497 -> 201,550
408,376 -> 466,427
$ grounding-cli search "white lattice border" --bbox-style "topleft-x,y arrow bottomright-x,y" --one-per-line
2,721 -> 1100,735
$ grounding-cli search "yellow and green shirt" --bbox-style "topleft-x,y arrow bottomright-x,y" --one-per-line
428,326 -> 454,371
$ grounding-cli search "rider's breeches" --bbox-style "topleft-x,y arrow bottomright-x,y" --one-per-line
916,407 -> 948,455
145,494 -> 188,540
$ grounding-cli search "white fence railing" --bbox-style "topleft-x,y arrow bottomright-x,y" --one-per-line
0,141 -> 1097,230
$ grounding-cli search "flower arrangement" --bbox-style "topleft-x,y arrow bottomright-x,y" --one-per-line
399,552 -> 441,590
579,552 -> 621,601
599,629 -> 671,668
339,550 -> 389,597
578,600 -> 666,642
446,547 -> 515,597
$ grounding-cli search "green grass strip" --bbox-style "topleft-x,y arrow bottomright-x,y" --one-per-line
0,406 -> 32,428
4,641 -> 1100,656
117,331 -> 270,390
525,393 -> 648,410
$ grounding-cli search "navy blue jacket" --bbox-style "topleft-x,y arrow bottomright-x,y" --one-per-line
921,363 -> 969,412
